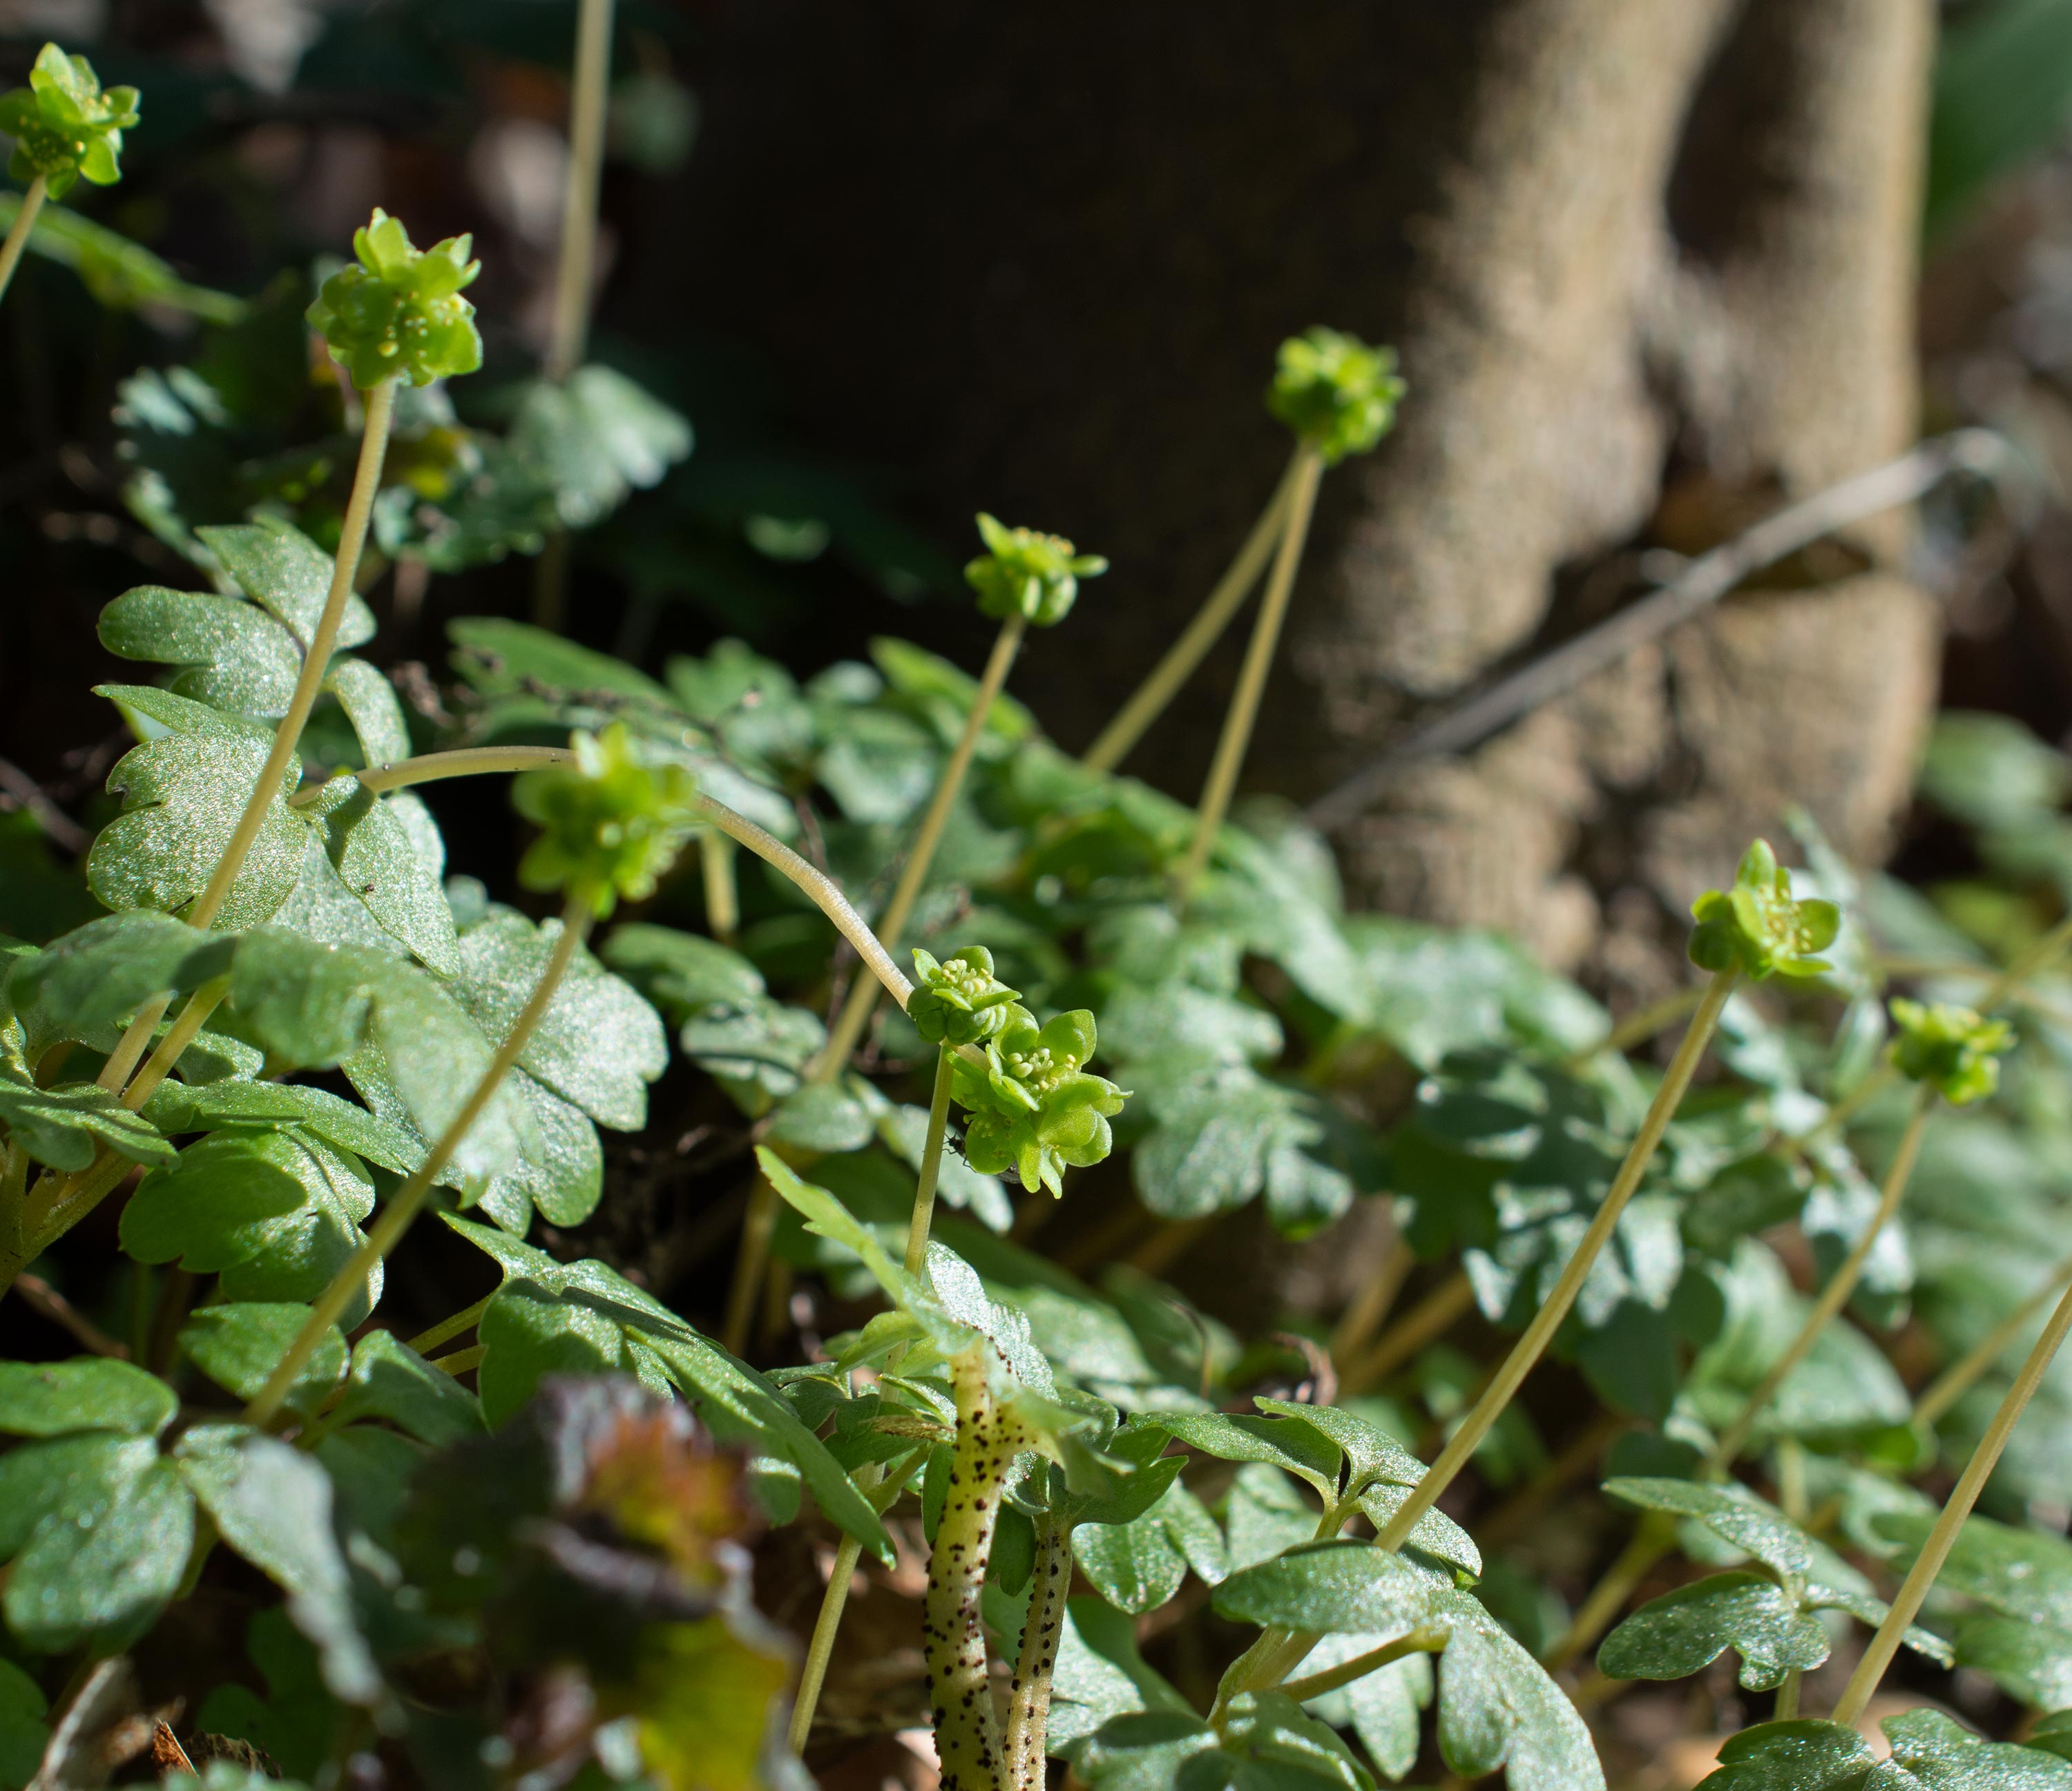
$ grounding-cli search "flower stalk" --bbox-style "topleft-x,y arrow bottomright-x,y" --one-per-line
0,174 -> 46,307
244,894 -> 592,1428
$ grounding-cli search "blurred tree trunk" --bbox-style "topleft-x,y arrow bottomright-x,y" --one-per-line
662,0 -> 1935,999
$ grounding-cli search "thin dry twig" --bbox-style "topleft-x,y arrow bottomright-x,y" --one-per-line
1305,430 -> 2008,833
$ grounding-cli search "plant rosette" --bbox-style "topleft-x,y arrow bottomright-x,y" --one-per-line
1888,997 -> 2013,1106
964,513 -> 1108,627
952,1006 -> 1126,1196
1266,325 -> 1406,464
513,724 -> 699,917
1687,839 -> 1841,981
306,209 -> 484,390
0,44 -> 139,198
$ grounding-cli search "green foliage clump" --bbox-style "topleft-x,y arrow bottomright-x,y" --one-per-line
1889,997 -> 2013,1105
1688,838 -> 1841,979
514,723 -> 699,916
305,210 -> 483,390
965,512 -> 1107,626
0,44 -> 138,199
1267,326 -> 1406,463
907,944 -> 1021,1046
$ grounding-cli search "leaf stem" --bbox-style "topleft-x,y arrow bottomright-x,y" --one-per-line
1175,446 -> 1324,899
816,613 -> 1027,1078
1540,1513 -> 1676,1671
700,830 -> 740,943
545,0 -> 615,385
1275,1632 -> 1443,1705
1329,1236 -> 1414,1375
405,1294 -> 492,1358
1338,1267 -> 1476,1397
1913,1248 -> 2072,1428
1705,1085 -> 1934,1473
1081,452 -> 1300,774
243,894 -> 592,1428
905,1045 -> 956,1276
1003,1514 -> 1072,1791
1374,971 -> 1736,1553
1830,1267 -> 2072,1725
0,175 -> 46,308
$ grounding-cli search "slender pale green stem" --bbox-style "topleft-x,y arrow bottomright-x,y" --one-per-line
193,378 -> 397,933
1330,1236 -> 1415,1372
430,1344 -> 486,1377
546,0 -> 615,384
1707,1087 -> 1935,1474
1176,446 -> 1324,899
1774,1672 -> 1801,1721
1339,1266 -> 1475,1396
405,1294 -> 492,1359
244,897 -> 591,1428
700,830 -> 740,944
1831,1269 -> 2072,1725
1915,1249 -> 2072,1428
301,749 -> 921,1018
0,175 -> 47,309
97,995 -> 171,1094
1276,1634 -> 1443,1706
1376,972 -> 1736,1553
817,613 -> 1027,1078
905,1046 -> 956,1275
1566,983 -> 1710,1069
1082,453 -> 1300,774
1003,1515 -> 1073,1791
1542,1514 -> 1676,1670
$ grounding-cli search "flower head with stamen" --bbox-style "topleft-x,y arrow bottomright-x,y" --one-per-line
1687,839 -> 1841,981
908,946 -> 1021,1047
1890,999 -> 2013,1107
965,515 -> 1107,628
307,209 -> 483,390
514,725 -> 698,917
1267,327 -> 1406,465
952,1006 -> 1126,1197
0,45 -> 140,200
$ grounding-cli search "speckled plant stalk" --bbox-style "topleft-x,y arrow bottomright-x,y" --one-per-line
925,1348 -> 1030,1791
1002,1514 -> 1071,1791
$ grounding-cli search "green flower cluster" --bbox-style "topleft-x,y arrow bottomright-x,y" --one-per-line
907,946 -> 1020,1046
1889,998 -> 2013,1107
306,209 -> 483,390
1687,840 -> 1841,981
1267,327 -> 1406,465
514,725 -> 698,916
964,513 -> 1107,628
1,44 -> 140,200
948,1002 -> 1126,1198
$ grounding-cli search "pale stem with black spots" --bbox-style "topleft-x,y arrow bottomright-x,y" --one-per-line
1003,1515 -> 1072,1791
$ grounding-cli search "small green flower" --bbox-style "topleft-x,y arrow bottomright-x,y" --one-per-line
1267,327 -> 1405,465
306,209 -> 483,390
0,44 -> 140,200
964,514 -> 1107,628
514,724 -> 698,917
1889,999 -> 2013,1107
907,946 -> 1021,1047
1687,840 -> 1841,981
952,1006 -> 1126,1197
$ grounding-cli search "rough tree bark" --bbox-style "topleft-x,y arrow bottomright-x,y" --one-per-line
649,0 -> 1936,1328
658,0 -> 1935,999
